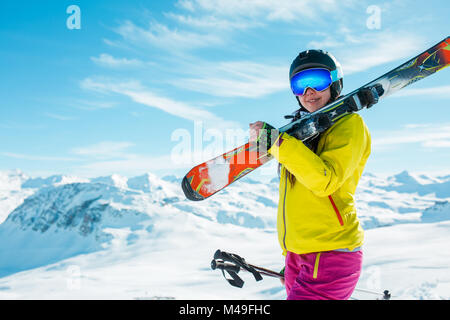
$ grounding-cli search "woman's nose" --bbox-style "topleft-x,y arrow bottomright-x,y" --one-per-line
303,87 -> 317,96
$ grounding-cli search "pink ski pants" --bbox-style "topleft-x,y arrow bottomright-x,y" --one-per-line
284,250 -> 363,300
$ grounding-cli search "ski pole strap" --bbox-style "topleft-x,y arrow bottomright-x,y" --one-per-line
214,250 -> 263,282
211,259 -> 245,288
211,250 -> 286,288
223,270 -> 244,288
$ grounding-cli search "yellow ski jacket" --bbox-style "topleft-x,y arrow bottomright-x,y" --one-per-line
268,113 -> 371,255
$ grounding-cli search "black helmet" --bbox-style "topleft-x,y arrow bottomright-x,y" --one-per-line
289,49 -> 344,105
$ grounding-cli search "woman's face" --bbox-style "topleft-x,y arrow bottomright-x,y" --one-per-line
298,87 -> 331,113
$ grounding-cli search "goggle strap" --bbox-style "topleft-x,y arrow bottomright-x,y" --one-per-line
330,69 -> 339,82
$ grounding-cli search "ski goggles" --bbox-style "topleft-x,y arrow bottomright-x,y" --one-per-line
290,68 -> 337,96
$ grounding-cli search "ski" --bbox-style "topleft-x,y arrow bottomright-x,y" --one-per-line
182,36 -> 450,201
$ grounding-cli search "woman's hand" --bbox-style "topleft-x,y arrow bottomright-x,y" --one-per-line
248,121 -> 279,153
249,121 -> 265,143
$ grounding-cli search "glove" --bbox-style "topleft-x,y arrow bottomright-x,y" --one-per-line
249,121 -> 280,153
279,266 -> 285,286
359,83 -> 383,109
258,122 -> 279,149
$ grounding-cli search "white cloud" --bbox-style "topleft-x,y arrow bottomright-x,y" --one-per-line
80,77 -> 240,129
305,27 -> 427,76
44,113 -> 76,121
372,123 -> 450,150
104,0 -> 358,60
170,61 -> 287,98
1,152 -> 78,162
392,85 -> 450,98
176,0 -> 350,22
71,141 -> 135,160
165,13 -> 261,30
69,142 -> 189,176
422,140 -> 450,148
71,99 -> 117,111
338,32 -> 425,75
176,0 -> 196,12
114,20 -> 224,51
91,53 -> 143,68
307,37 -> 345,49
74,153 -> 191,177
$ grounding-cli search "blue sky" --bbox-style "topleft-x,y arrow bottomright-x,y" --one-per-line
1,0 -> 449,179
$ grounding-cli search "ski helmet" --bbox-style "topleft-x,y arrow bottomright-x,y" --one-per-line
289,49 -> 343,106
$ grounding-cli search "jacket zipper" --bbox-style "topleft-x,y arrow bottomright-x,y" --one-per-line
328,195 -> 344,226
282,171 -> 288,251
313,252 -> 321,279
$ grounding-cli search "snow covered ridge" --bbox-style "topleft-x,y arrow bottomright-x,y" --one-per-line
7,183 -> 148,236
1,169 -> 449,229
0,169 -> 449,299
356,171 -> 450,228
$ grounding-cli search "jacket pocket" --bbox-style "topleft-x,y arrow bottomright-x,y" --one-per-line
328,195 -> 344,226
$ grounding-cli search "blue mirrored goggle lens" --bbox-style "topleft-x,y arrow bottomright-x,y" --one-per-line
290,68 -> 333,96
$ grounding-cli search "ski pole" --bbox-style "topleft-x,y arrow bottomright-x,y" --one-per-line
213,249 -> 263,282
211,249 -> 391,300
212,249 -> 282,288
248,264 -> 284,279
211,260 -> 240,273
353,288 -> 392,300
214,249 -> 283,277
212,259 -> 282,279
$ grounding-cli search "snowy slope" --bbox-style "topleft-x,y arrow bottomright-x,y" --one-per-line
0,182 -> 151,278
0,170 -> 35,224
0,169 -> 449,299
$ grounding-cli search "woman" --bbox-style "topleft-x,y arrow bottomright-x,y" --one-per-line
249,50 -> 372,300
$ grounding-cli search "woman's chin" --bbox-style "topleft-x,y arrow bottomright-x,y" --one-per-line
304,102 -> 324,112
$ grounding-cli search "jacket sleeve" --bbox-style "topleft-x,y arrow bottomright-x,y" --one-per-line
268,114 -> 368,197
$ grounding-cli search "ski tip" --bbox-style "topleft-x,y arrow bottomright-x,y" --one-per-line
181,176 -> 205,201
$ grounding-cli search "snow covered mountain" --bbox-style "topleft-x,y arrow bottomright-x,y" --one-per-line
0,169 -> 449,299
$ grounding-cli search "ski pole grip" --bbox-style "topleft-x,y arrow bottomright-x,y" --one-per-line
214,249 -> 238,263
214,249 -> 224,260
211,260 -> 240,273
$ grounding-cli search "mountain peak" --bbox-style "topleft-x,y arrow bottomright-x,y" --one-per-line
21,174 -> 89,189
91,174 -> 128,189
0,170 -> 29,191
127,172 -> 161,192
391,170 -> 418,185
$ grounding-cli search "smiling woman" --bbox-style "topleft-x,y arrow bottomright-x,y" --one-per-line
289,50 -> 343,112
249,49 -> 373,300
